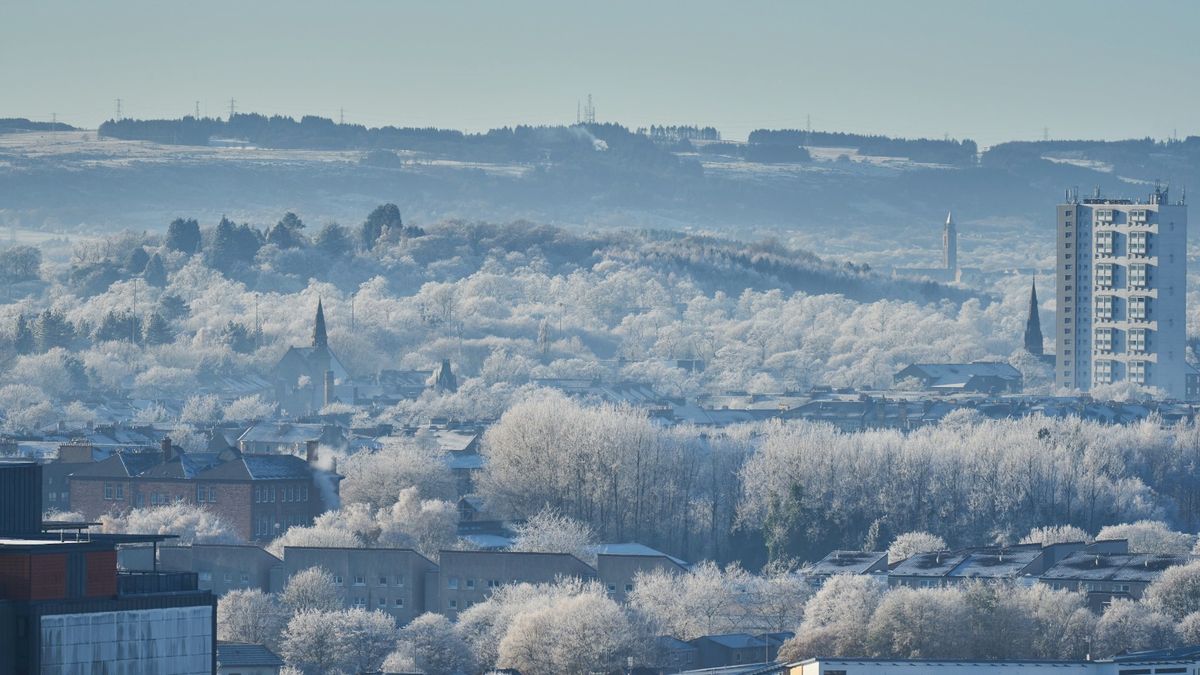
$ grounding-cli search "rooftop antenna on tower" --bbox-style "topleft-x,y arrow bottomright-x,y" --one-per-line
339,107 -> 344,125
805,114 -> 812,146
1043,126 -> 1049,141
228,98 -> 236,120
115,98 -> 122,119
194,101 -> 200,119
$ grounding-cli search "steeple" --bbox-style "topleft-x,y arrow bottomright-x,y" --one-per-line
1024,280 -> 1044,356
943,211 -> 958,272
312,299 -> 328,348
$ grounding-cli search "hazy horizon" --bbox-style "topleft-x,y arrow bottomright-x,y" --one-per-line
4,0 -> 1199,146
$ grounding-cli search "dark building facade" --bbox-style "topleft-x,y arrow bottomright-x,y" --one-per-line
0,462 -> 217,674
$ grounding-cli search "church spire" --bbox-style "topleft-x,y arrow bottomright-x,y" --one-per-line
1024,279 -> 1044,356
943,211 -> 958,272
313,298 -> 328,348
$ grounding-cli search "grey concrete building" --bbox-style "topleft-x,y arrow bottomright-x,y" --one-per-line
1056,187 -> 1188,397
279,546 -> 437,625
157,544 -> 283,596
593,543 -> 689,603
436,549 -> 597,619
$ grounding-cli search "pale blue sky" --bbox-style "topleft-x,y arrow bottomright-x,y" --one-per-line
2,0 -> 1197,146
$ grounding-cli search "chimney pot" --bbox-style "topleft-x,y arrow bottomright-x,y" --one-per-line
161,436 -> 173,462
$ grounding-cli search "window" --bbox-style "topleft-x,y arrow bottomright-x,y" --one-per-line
334,575 -> 343,585
302,485 -> 309,502
1096,263 -> 1114,288
196,485 -> 206,503
1128,328 -> 1147,354
1130,296 -> 1149,321
48,492 -> 56,503
354,575 -> 365,586
606,583 -> 617,592
379,576 -> 388,586
487,579 -> 501,589
448,577 -> 459,590
199,572 -> 212,582
1130,209 -> 1148,223
449,600 -> 458,609
1095,328 -> 1113,353
224,573 -> 232,583
1095,230 -> 1114,256
1129,231 -> 1148,256
1095,360 -> 1113,385
624,584 -> 634,592
208,487 -> 216,503
1129,263 -> 1148,289
254,487 -> 261,503
396,575 -> 405,587
1096,208 -> 1114,222
353,597 -> 366,608
394,598 -> 404,608
466,579 -> 476,589
1129,360 -> 1148,385
1095,295 -> 1113,321
241,573 -> 249,583
270,486 -> 276,502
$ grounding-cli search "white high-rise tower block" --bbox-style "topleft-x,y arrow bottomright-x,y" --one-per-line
1055,187 -> 1188,398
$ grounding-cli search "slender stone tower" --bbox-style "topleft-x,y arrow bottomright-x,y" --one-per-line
1024,280 -> 1044,356
943,211 -> 958,272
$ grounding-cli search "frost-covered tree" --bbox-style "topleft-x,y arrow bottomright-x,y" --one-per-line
374,487 -> 459,559
339,438 -> 456,508
223,394 -> 275,422
1096,521 -> 1195,554
218,589 -> 283,647
887,532 -> 947,564
1020,525 -> 1091,546
280,610 -> 343,675
1143,560 -> 1200,620
395,613 -> 474,675
99,503 -> 240,545
330,608 -> 397,675
180,394 -> 223,424
510,507 -> 596,563
779,574 -> 885,660
496,589 -> 637,675
279,566 -> 342,615
1092,599 -> 1178,657
629,561 -> 756,640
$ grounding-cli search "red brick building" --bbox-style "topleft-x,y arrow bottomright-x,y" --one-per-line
67,438 -> 338,543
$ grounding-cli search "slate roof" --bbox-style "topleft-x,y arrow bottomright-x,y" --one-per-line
68,451 -> 162,479
1041,552 -> 1194,582
693,633 -> 769,649
896,362 -> 1021,389
592,543 -> 689,568
807,550 -> 888,576
890,550 -> 970,577
238,422 -> 333,446
947,546 -> 1043,579
216,642 -> 284,667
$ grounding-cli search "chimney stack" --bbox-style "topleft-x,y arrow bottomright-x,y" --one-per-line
161,436 -> 174,463
305,440 -> 319,465
324,370 -> 336,408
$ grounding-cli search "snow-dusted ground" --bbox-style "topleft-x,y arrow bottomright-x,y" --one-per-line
0,131 -> 530,177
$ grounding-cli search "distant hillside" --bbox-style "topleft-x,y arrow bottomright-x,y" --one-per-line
0,118 -> 76,133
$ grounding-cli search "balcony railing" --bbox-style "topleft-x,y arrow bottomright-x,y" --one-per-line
117,570 -> 198,595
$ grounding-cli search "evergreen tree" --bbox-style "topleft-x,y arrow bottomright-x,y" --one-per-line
219,321 -> 257,354
142,253 -> 168,287
14,314 -> 34,355
165,217 -> 202,253
63,354 -> 88,391
266,212 -> 306,249
141,312 -> 174,345
94,311 -> 141,344
125,246 -> 150,274
360,203 -> 402,251
158,294 -> 189,322
315,222 -> 353,257
34,310 -> 75,352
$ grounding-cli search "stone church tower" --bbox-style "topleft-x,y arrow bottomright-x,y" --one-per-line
1024,280 -> 1044,356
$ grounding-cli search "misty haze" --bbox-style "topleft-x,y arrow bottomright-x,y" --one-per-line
3,2 -> 1200,675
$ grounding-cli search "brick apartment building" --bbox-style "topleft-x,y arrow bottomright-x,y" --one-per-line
67,438 -> 339,543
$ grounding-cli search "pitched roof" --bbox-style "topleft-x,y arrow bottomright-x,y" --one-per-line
807,550 -> 888,575
592,543 -> 689,568
216,642 -> 284,667
693,633 -> 768,649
